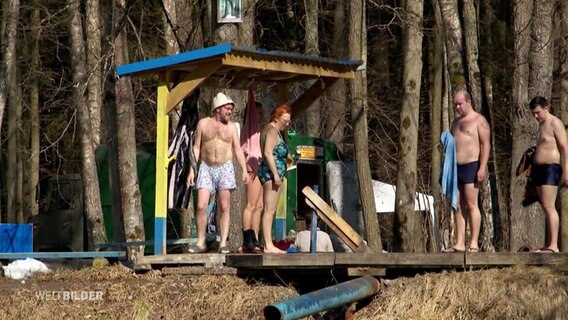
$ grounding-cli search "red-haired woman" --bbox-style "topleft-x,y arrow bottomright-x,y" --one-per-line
258,104 -> 292,254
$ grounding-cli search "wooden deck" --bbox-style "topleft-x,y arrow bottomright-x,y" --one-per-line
134,252 -> 568,274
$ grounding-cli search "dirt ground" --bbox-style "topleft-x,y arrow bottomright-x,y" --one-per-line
0,260 -> 567,320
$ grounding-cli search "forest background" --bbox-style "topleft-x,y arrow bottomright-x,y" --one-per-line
1,0 -> 567,258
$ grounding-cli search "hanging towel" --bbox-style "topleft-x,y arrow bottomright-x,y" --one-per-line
167,92 -> 199,209
516,146 -> 538,207
440,131 -> 459,211
240,87 -> 262,172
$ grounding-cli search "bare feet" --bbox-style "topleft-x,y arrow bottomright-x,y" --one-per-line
263,246 -> 286,254
442,246 -> 465,253
535,247 -> 559,253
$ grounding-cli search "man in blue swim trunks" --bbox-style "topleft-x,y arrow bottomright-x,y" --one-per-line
444,87 -> 491,253
187,92 -> 249,253
530,96 -> 568,253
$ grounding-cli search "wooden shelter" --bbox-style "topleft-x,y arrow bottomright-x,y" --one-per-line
116,44 -> 362,256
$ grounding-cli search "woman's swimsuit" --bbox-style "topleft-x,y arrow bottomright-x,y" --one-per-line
258,129 -> 288,184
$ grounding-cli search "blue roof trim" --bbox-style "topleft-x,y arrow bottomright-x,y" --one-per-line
116,44 -> 232,76
116,43 -> 362,76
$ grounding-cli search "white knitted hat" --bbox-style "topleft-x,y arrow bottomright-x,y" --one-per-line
212,92 -> 234,111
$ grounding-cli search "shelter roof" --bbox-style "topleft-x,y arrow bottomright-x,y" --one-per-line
116,44 -> 361,89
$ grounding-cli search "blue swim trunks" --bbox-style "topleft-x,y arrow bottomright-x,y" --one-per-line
531,163 -> 562,186
457,161 -> 479,185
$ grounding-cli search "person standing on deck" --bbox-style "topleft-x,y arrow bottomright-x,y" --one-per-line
187,92 -> 249,254
529,96 -> 568,253
443,87 -> 491,253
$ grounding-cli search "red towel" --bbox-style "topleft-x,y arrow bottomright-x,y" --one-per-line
240,88 -> 261,172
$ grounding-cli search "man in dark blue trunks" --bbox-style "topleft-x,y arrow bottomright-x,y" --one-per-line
529,96 -> 568,253
444,88 -> 490,253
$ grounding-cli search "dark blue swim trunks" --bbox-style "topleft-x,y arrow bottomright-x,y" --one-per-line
531,163 -> 562,186
457,161 -> 479,185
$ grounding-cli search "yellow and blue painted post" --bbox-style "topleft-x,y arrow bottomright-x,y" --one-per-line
154,75 -> 170,255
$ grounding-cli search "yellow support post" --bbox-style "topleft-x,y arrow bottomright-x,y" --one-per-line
154,75 -> 170,255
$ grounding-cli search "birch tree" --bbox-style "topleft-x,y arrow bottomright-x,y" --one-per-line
27,1 -> 40,218
462,0 -> 495,252
525,0 -> 555,249
394,0 -> 425,253
86,0 -> 102,147
2,0 -> 21,223
324,0 -> 347,150
115,0 -> 145,261
349,0 -> 382,252
162,0 -> 181,130
66,0 -> 107,245
304,0 -> 320,137
510,0 -> 537,252
429,0 -> 444,252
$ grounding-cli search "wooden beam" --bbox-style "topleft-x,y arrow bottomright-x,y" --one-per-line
302,186 -> 372,253
334,253 -> 465,267
222,54 -> 356,79
290,77 -> 338,120
137,253 -> 226,267
226,253 -> 335,268
465,252 -> 568,266
165,61 -> 220,113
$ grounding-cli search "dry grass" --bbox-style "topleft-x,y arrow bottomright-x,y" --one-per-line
0,264 -> 297,320
357,265 -> 568,320
0,264 -> 566,320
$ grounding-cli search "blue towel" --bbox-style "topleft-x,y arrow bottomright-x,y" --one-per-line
440,131 -> 458,211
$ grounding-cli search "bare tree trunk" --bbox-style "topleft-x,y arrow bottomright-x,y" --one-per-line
429,0 -> 444,252
162,0 -> 181,130
517,0 -> 554,251
67,0 -> 108,246
394,0 -> 425,253
438,0 -> 465,247
462,0 -> 495,252
86,0 -> 102,147
529,0 -> 554,99
304,0 -> 320,137
115,0 -> 145,261
480,0 -> 508,252
205,0 -> 256,250
323,0 -> 347,151
0,0 -> 20,223
174,0 -> 203,249
101,0 -> 126,245
14,75 -> 23,224
559,0 -> 568,252
438,0 -> 465,88
26,2 -> 40,218
510,0 -> 538,252
349,0 -> 382,252
526,0 -> 554,249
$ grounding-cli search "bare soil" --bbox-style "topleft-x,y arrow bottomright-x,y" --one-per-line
0,261 -> 567,320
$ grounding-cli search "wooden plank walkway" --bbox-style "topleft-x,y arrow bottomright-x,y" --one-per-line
133,252 -> 568,273
0,251 -> 126,260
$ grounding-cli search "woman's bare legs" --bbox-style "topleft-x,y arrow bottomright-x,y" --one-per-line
242,174 -> 263,234
262,180 -> 285,254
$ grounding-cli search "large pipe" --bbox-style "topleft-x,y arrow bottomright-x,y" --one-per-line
264,276 -> 380,320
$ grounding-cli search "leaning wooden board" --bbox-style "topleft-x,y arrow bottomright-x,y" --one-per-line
303,186 -> 372,253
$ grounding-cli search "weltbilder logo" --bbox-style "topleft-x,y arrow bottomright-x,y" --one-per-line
35,291 -> 104,301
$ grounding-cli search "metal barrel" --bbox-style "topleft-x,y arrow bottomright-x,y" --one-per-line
263,276 -> 380,320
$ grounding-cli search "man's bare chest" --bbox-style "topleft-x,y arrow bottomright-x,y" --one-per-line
453,119 -> 478,137
203,124 -> 232,142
